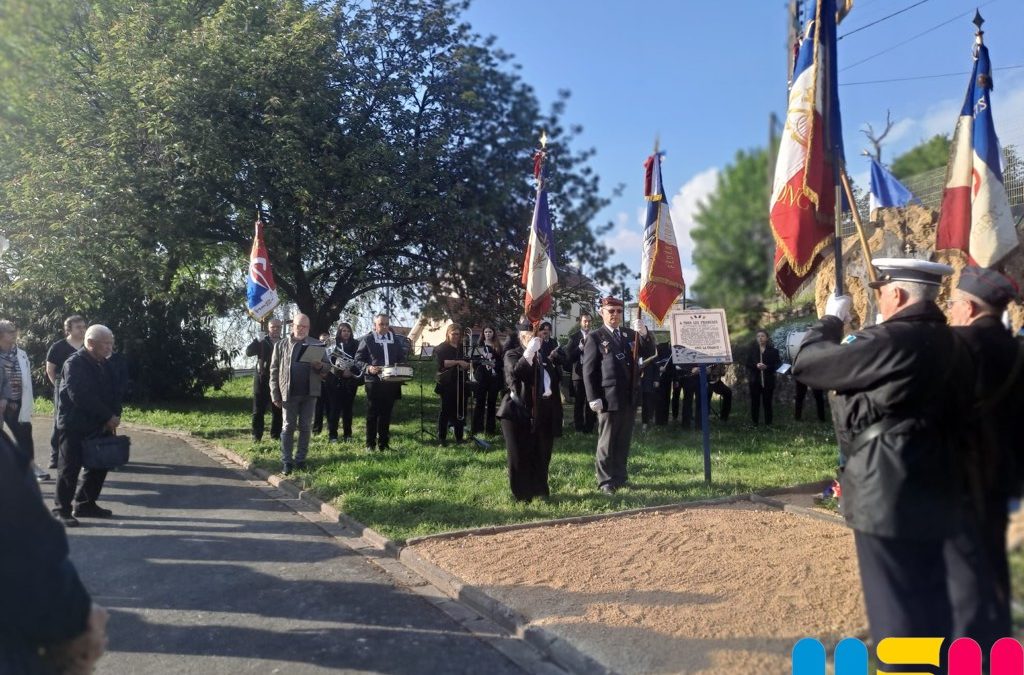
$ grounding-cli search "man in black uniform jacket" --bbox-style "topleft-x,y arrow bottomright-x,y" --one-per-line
497,323 -> 561,501
245,318 -> 282,442
565,313 -> 596,433
54,325 -> 123,527
793,258 -> 971,645
944,266 -> 1023,652
583,297 -> 655,494
355,314 -> 407,451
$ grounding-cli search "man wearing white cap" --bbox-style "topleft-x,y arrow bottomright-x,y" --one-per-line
792,258 -> 972,645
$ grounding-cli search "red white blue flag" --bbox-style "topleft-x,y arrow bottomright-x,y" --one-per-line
936,33 -> 1018,267
521,148 -> 558,324
770,0 -> 845,298
246,217 -> 280,321
638,151 -> 685,324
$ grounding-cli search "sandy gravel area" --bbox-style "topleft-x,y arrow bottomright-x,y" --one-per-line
411,502 -> 865,675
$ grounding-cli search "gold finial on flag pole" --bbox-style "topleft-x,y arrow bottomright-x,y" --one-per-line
540,130 -> 548,148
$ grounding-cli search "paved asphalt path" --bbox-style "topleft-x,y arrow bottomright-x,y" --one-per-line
30,422 -> 544,674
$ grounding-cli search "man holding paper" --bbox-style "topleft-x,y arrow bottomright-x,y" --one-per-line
269,314 -> 329,475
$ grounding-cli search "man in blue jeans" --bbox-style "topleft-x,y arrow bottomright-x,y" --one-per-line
269,314 -> 329,475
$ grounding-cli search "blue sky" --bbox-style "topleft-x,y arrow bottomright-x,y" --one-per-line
463,0 -> 1024,293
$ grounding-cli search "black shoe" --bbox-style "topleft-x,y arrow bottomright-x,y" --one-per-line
599,484 -> 616,495
379,445 -> 390,452
48,461 -> 58,470
282,463 -> 293,476
52,508 -> 80,527
72,503 -> 112,518
328,436 -> 339,443
295,460 -> 307,470
365,446 -> 376,453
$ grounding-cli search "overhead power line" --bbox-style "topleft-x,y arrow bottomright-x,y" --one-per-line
840,0 -> 999,72
838,0 -> 933,40
840,64 -> 1023,86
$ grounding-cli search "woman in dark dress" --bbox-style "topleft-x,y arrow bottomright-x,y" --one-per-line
471,326 -> 503,437
496,323 -> 561,501
325,322 -> 362,442
745,329 -> 781,426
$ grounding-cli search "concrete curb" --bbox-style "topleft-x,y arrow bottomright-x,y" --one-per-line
118,422 -> 844,675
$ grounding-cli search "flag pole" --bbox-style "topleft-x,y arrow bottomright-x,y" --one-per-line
840,168 -> 878,285
633,136 -> 659,393
530,130 -> 548,428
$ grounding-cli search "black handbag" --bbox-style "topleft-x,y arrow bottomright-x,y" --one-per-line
82,434 -> 131,470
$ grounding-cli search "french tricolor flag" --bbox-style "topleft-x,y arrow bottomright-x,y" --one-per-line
638,151 -> 685,324
936,33 -> 1018,267
246,217 -> 280,321
521,151 -> 558,324
769,0 -> 845,298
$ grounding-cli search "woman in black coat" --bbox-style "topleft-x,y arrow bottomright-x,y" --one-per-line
470,326 -> 503,437
745,329 -> 781,426
497,324 -> 561,501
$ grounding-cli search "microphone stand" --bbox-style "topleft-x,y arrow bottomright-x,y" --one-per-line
416,339 -> 436,442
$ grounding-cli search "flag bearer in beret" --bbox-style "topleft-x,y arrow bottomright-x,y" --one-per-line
496,322 -> 562,501
792,258 -> 973,645
582,297 -> 655,494
944,266 -> 1023,653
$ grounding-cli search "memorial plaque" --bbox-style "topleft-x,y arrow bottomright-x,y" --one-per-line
668,309 -> 732,364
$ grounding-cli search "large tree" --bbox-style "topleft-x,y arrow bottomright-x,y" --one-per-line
0,0 -> 625,396
689,148 -> 773,329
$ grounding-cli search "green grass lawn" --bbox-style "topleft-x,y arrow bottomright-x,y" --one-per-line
42,360 -> 840,543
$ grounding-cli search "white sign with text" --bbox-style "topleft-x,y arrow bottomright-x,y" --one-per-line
668,309 -> 732,365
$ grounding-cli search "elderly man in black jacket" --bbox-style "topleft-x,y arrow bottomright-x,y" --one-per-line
1,433 -> 108,673
582,297 -> 655,494
944,266 -> 1023,652
53,325 -> 122,527
793,258 -> 971,645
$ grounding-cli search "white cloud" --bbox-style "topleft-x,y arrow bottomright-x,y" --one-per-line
854,78 -> 1024,165
603,227 -> 644,256
667,167 -> 719,287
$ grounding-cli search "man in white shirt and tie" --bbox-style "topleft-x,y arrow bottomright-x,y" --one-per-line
355,314 -> 407,451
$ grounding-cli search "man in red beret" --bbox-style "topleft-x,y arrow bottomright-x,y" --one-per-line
945,266 -> 1022,654
582,297 -> 655,494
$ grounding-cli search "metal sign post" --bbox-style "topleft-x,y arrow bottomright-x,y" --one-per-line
667,308 -> 732,485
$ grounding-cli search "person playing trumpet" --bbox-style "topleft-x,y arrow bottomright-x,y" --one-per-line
434,324 -> 471,445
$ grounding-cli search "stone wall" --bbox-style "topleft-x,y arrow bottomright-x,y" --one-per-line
813,204 -> 1024,331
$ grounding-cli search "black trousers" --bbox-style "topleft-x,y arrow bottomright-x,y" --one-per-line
794,381 -> 826,421
252,376 -> 282,441
641,390 -> 657,425
314,379 -> 338,435
331,381 -> 358,440
654,377 -> 672,425
471,380 -> 499,436
595,408 -> 635,488
437,384 -> 467,443
2,406 -> 33,465
854,531 -> 952,647
572,380 -> 596,432
749,379 -> 774,425
501,400 -> 555,501
671,379 -> 683,420
365,381 -> 400,449
944,499 -> 1011,654
50,378 -> 61,465
680,380 -> 732,429
55,431 -> 108,514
